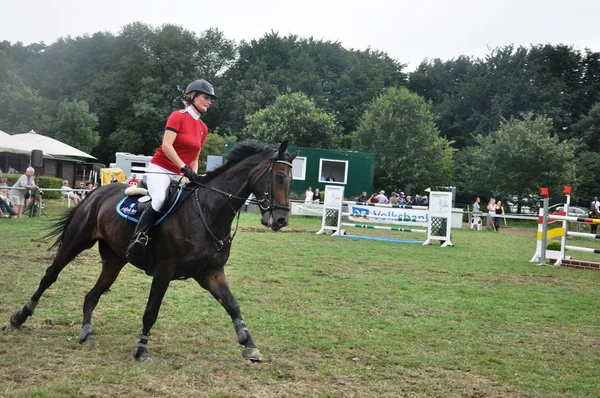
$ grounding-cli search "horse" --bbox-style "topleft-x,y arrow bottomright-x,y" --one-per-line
10,141 -> 297,362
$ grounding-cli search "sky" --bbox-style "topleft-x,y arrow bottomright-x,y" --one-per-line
1,0 -> 599,70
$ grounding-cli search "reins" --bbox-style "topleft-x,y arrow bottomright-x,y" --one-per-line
186,154 -> 293,252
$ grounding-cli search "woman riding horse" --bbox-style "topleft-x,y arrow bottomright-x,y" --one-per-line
126,79 -> 217,264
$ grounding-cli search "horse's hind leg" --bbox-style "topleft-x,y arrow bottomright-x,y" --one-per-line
11,246 -> 88,327
79,240 -> 126,344
194,269 -> 262,362
10,227 -> 96,328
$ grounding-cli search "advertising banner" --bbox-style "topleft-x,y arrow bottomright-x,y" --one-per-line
347,204 -> 429,227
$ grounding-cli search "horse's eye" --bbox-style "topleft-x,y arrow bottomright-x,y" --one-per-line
275,173 -> 285,183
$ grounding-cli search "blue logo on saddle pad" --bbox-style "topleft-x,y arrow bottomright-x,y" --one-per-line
116,189 -> 183,224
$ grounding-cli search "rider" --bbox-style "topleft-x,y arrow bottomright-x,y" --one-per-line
126,79 -> 216,263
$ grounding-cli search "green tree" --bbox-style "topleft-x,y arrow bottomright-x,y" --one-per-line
55,100 -> 99,153
0,49 -> 49,132
197,132 -> 237,170
244,92 -> 339,148
455,113 -> 579,211
353,87 -> 454,193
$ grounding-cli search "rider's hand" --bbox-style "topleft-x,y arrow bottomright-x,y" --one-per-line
180,165 -> 198,182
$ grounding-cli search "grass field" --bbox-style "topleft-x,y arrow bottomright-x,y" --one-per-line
1,199 -> 599,397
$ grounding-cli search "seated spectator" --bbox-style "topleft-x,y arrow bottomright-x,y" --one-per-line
81,182 -> 94,200
93,182 -> 99,189
0,188 -> 17,217
390,192 -> 399,205
357,191 -> 368,203
326,173 -> 336,182
400,192 -> 406,206
61,180 -> 81,205
313,188 -> 321,203
376,190 -> 389,204
127,173 -> 140,186
367,193 -> 379,203
405,195 -> 413,205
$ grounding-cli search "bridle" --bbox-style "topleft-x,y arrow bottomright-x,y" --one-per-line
250,154 -> 294,213
191,152 -> 293,251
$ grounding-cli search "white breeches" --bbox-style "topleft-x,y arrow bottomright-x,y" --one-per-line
147,163 -> 180,211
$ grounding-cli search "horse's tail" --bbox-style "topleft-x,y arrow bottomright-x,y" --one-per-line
44,205 -> 80,250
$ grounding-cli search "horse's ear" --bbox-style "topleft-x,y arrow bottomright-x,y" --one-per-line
289,150 -> 299,161
278,140 -> 289,158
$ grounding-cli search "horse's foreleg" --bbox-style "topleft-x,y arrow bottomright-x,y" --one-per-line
79,241 -> 126,344
133,268 -> 172,362
195,270 -> 262,362
10,250 -> 79,328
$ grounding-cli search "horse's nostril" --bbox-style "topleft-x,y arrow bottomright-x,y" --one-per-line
276,218 -> 288,227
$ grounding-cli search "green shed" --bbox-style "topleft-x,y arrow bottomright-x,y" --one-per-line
224,143 -> 375,199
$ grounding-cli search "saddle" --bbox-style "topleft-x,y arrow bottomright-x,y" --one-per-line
116,176 -> 189,224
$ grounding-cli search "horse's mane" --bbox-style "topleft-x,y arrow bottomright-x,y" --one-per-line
202,142 -> 276,183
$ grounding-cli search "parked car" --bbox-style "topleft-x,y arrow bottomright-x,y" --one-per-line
553,206 -> 590,217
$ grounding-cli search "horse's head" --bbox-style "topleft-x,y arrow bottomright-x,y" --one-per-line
251,141 -> 298,231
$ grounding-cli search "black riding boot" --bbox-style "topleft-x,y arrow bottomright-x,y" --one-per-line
126,207 -> 160,264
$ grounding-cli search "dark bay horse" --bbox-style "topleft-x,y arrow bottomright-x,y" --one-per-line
10,141 -> 297,362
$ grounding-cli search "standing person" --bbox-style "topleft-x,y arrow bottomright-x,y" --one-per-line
487,198 -> 496,231
326,173 -> 335,182
110,172 -> 119,183
127,173 -> 140,186
472,197 -> 482,231
304,187 -> 314,202
126,79 -> 216,263
495,200 -> 505,231
8,167 -> 37,218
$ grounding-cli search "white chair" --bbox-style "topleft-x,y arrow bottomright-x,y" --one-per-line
62,194 -> 72,207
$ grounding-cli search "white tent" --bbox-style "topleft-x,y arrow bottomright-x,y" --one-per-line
0,130 -> 32,154
10,130 -> 96,159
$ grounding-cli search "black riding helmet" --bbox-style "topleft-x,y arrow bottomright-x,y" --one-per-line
185,79 -> 217,100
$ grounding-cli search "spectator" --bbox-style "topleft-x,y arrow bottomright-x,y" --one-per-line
110,172 -> 119,183
320,174 -> 327,182
376,190 -> 389,204
93,182 -> 99,189
404,195 -> 411,205
390,192 -> 399,205
326,173 -> 335,182
304,186 -> 314,202
61,180 -> 81,205
127,173 -> 140,186
495,200 -> 505,231
472,197 -> 482,231
367,193 -> 379,203
0,181 -> 16,217
313,188 -> 321,203
81,182 -> 94,200
357,191 -> 368,203
487,198 -> 496,231
8,167 -> 37,218
592,197 -> 600,212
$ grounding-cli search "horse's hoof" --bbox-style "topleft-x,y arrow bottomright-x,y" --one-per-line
78,324 -> 93,343
133,346 -> 153,363
136,352 -> 153,363
10,311 -> 24,328
83,337 -> 99,348
242,347 -> 262,362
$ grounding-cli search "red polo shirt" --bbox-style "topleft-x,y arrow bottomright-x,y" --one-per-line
151,107 -> 208,173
